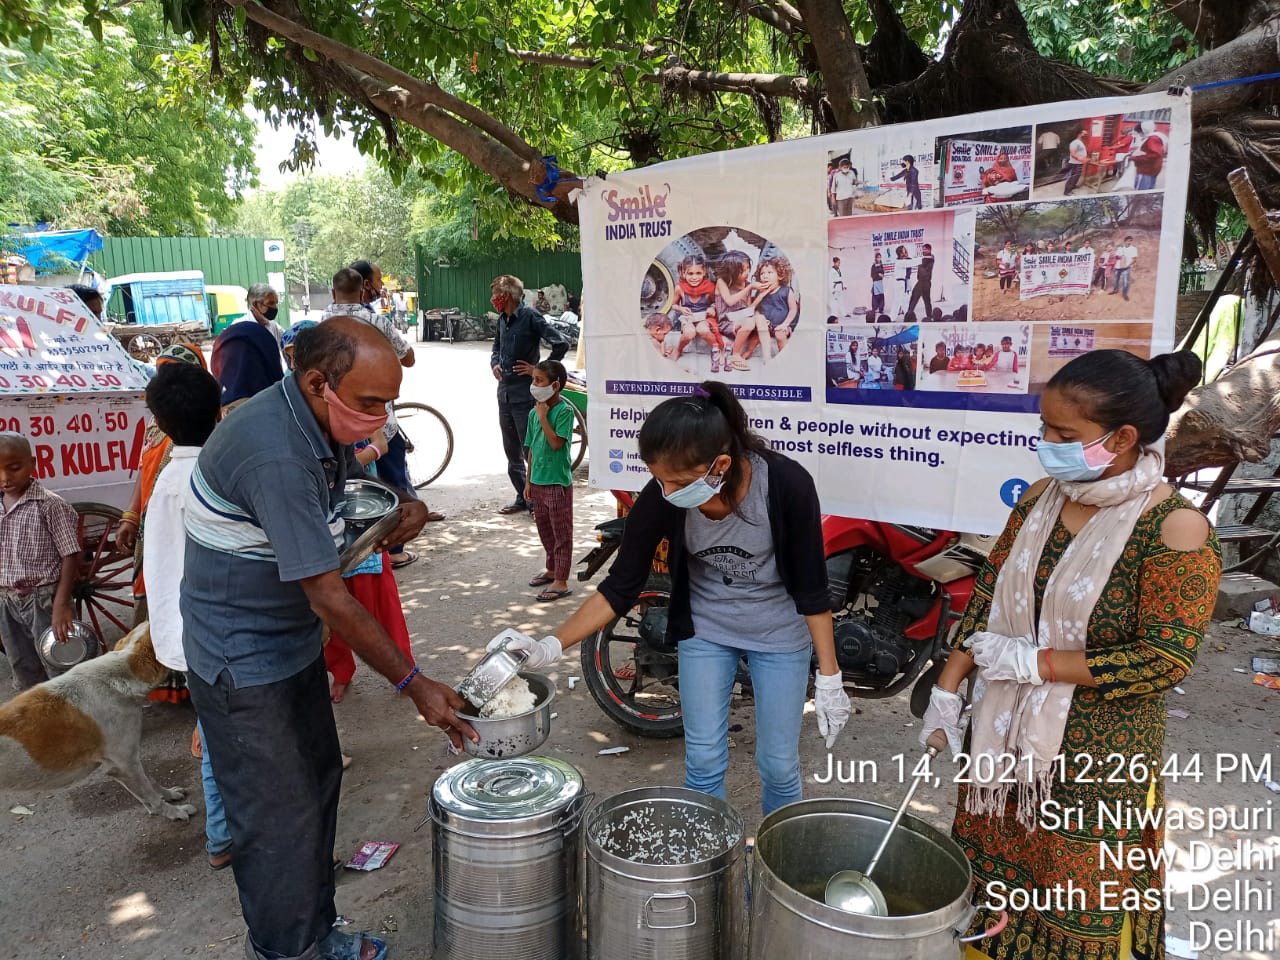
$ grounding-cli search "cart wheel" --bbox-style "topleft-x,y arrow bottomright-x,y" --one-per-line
71,502 -> 136,650
127,334 -> 162,363
569,403 -> 588,472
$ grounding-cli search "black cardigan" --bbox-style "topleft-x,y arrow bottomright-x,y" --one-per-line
597,451 -> 831,643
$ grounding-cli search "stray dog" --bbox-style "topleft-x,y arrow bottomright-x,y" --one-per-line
0,622 -> 198,820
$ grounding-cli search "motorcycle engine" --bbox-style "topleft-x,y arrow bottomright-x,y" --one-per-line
828,548 -> 933,679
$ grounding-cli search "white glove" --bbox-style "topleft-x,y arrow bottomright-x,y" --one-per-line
968,633 -> 1044,685
486,628 -> 535,653
491,632 -> 564,671
920,686 -> 967,756
814,671 -> 851,749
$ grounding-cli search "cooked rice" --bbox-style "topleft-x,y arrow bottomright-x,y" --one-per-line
480,676 -> 537,718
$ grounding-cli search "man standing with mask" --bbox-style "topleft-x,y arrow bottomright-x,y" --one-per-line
490,275 -> 569,515
210,283 -> 284,409
183,317 -> 476,960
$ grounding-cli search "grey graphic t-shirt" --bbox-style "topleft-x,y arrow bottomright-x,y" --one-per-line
684,454 -> 812,653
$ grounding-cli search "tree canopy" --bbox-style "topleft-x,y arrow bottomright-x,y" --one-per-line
4,0 -> 1277,251
0,3 -> 256,234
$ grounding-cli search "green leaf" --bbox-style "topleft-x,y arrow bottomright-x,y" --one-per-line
302,47 -> 319,62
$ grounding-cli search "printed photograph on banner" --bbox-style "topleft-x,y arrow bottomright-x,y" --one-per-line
825,137 -> 938,218
825,323 -> 919,393
972,194 -> 1163,322
1032,108 -> 1170,199
640,226 -> 798,376
936,126 -> 1033,206
917,323 -> 1030,394
1029,323 -> 1152,392
828,209 -> 974,324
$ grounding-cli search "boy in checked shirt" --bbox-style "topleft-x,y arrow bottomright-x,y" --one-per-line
0,434 -> 80,689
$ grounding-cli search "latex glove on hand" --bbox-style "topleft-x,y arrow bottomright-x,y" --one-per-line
486,628 -> 564,671
814,671 -> 851,749
920,686 -> 967,756
967,632 -> 1044,685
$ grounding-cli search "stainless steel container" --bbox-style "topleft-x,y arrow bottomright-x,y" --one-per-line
36,620 -> 100,672
585,787 -> 746,960
749,798 -> 978,960
431,755 -> 587,960
457,672 -> 555,759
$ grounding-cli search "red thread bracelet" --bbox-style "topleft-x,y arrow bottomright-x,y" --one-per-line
1045,649 -> 1056,683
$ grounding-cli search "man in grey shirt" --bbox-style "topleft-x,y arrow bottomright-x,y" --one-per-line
183,317 -> 475,960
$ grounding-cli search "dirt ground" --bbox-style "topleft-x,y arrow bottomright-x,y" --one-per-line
1,342 -> 1277,959
972,243 -> 1158,323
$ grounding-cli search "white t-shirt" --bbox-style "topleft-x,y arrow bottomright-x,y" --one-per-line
1038,131 -> 1060,151
1068,137 -> 1088,165
831,169 -> 858,200
143,446 -> 200,672
997,249 -> 1019,271
1115,245 -> 1138,269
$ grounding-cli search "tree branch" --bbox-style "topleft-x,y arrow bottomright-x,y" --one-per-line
790,0 -> 878,129
511,49 -> 812,99
224,0 -> 539,161
719,0 -> 805,36
1144,12 -> 1280,115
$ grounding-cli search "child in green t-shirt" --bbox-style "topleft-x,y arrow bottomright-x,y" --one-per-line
524,360 -> 575,602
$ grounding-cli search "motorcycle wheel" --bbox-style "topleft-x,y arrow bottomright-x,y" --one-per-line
579,574 -> 684,738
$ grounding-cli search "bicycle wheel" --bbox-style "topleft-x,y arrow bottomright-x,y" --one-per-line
71,502 -> 135,648
395,402 -> 454,488
569,403 -> 588,472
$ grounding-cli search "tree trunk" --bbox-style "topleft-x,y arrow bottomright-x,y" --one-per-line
1165,336 -> 1280,475
791,0 -> 878,129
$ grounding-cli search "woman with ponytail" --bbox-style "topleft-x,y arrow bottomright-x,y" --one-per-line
490,381 -> 847,814
922,350 -> 1221,960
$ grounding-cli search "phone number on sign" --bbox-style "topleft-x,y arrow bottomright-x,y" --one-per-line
814,752 -> 1274,786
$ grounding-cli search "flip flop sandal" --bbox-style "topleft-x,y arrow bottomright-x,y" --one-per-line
425,511 -> 446,522
528,574 -> 555,587
320,929 -> 388,960
390,552 -> 417,569
535,589 -> 573,603
208,848 -> 233,871
497,502 -> 529,515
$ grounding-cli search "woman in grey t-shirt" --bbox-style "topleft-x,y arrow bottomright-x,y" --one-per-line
491,382 -> 850,814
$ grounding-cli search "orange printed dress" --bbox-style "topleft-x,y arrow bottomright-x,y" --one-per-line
953,491 -> 1220,960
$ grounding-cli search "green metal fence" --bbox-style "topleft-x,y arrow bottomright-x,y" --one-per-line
93,236 -> 290,324
416,248 -> 582,318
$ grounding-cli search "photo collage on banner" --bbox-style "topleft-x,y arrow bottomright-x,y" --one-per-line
579,91 -> 1189,531
825,104 -> 1171,414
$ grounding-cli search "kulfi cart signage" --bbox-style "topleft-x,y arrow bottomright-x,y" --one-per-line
579,91 -> 1189,532
0,286 -> 149,506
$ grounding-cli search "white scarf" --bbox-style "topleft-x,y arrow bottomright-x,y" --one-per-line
964,451 -> 1164,828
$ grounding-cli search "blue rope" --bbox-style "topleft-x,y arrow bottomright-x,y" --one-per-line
1190,71 -> 1280,92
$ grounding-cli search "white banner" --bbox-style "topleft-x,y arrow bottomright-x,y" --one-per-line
1020,252 -> 1095,299
580,92 -> 1190,532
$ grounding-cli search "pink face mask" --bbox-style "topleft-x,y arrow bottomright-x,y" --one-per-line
322,383 -> 388,444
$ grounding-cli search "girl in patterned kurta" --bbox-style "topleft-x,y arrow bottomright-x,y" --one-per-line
922,350 -> 1221,960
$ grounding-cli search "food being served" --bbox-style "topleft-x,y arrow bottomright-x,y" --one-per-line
479,676 -> 538,718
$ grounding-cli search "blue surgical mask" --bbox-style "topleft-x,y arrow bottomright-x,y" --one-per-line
1036,429 -> 1116,483
661,462 -> 725,509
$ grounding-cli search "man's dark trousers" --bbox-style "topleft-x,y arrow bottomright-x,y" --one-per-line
188,656 -> 342,960
498,379 -> 535,505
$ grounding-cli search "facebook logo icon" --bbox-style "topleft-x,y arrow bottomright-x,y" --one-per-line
999,478 -> 1029,507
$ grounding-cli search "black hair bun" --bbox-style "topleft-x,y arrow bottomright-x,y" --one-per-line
1146,351 -> 1201,413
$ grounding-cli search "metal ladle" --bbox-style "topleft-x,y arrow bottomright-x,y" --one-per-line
824,728 -> 949,916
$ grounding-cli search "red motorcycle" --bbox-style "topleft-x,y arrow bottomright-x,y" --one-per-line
576,492 -> 995,737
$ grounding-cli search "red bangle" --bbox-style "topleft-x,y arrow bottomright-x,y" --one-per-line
1045,649 -> 1056,683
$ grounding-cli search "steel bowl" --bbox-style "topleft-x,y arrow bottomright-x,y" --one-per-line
339,510 -> 402,574
37,620 -> 101,672
338,478 -> 399,529
456,631 -> 530,709
457,672 -> 555,759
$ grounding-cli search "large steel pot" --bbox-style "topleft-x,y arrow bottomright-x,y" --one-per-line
749,798 -> 992,960
431,755 -> 587,960
585,787 -> 746,960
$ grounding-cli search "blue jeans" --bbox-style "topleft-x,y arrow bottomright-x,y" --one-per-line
199,720 -> 232,856
1135,173 -> 1157,191
1112,267 -> 1131,299
678,636 -> 811,815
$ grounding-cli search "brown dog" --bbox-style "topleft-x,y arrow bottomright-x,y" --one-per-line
0,622 -> 197,820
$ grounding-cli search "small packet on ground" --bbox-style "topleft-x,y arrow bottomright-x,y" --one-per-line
345,841 -> 400,871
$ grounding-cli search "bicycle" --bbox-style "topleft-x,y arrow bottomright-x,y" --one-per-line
393,401 -> 455,488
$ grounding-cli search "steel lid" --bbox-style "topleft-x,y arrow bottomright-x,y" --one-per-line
432,756 -> 584,835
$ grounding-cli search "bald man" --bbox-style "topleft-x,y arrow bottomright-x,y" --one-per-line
181,318 -> 475,960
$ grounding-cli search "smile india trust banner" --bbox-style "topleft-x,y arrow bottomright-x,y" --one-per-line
577,91 -> 1189,533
